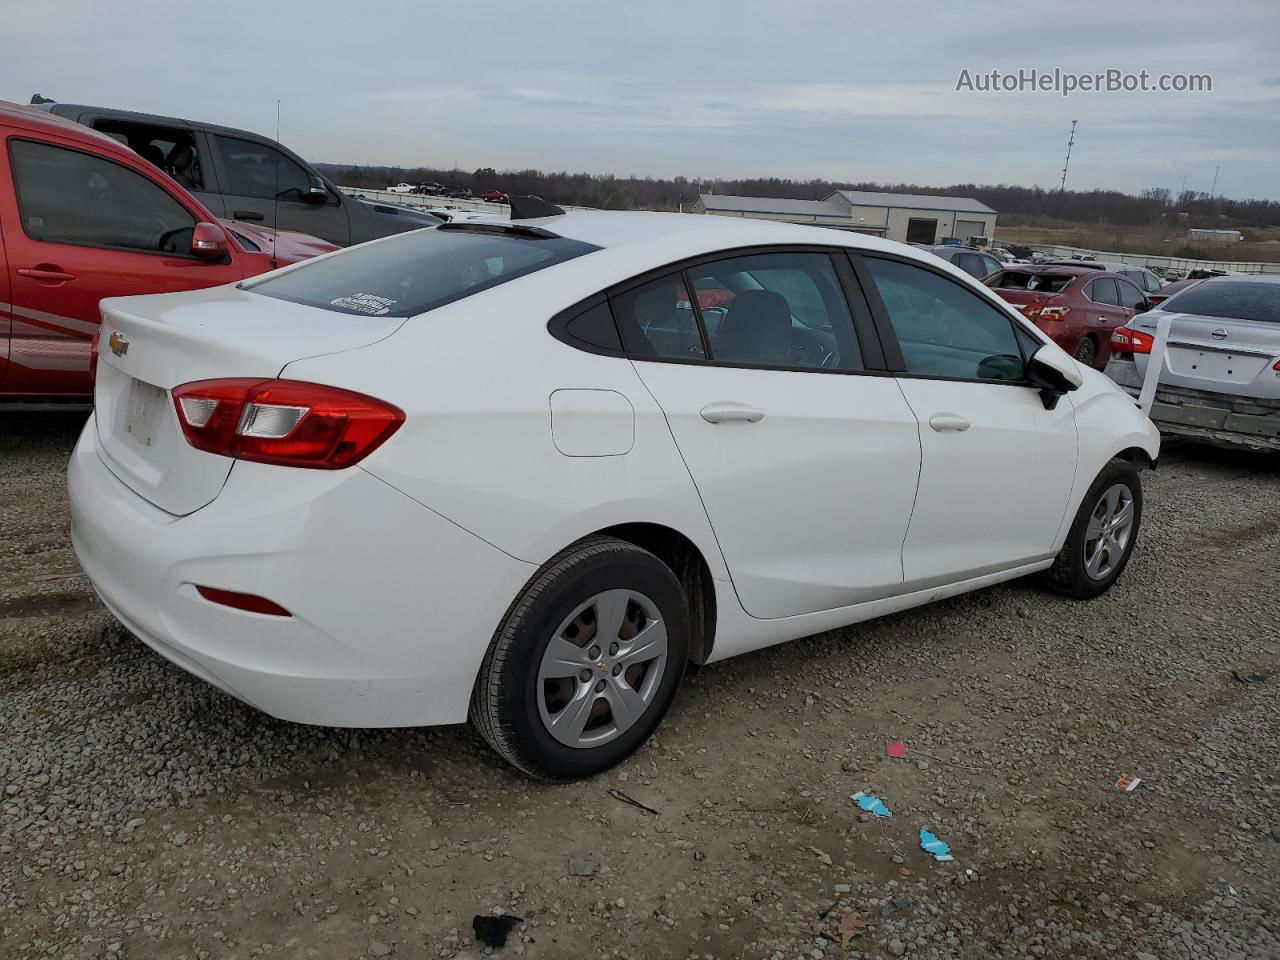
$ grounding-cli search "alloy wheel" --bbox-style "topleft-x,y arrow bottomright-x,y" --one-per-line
1083,483 -> 1134,581
537,589 -> 668,748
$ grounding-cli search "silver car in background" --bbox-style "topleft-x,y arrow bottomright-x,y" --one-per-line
1105,276 -> 1280,451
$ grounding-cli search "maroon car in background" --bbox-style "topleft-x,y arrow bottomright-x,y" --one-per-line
983,265 -> 1151,368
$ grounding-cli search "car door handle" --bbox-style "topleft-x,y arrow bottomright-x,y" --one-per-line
700,402 -> 765,424
233,210 -> 265,221
928,413 -> 970,433
17,266 -> 77,283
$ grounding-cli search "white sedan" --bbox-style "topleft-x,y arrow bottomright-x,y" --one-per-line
69,210 -> 1159,779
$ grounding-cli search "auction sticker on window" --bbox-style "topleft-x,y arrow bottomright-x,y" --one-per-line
329,293 -> 397,315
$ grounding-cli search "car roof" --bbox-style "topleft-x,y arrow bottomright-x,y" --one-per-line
521,210 -> 930,261
1192,274 -> 1280,285
996,264 -> 1094,277
0,99 -> 134,153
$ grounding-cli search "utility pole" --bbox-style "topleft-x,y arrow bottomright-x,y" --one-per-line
1210,165 -> 1220,196
1059,120 -> 1077,192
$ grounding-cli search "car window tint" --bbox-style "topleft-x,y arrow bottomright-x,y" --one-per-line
214,135 -> 312,200
865,257 -> 1025,381
248,226 -> 598,318
563,302 -> 622,352
981,255 -> 1001,277
1117,279 -> 1147,310
688,252 -> 862,370
9,139 -> 197,254
1089,278 -> 1121,305
611,274 -> 706,360
1160,281 -> 1280,323
953,253 -> 987,279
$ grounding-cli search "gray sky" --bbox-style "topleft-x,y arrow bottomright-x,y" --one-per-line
5,0 -> 1278,199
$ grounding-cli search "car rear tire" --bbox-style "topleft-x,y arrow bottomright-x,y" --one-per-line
1073,335 -> 1098,368
470,536 -> 689,780
1040,458 -> 1143,599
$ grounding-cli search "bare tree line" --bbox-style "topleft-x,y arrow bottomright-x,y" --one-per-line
317,163 -> 1280,230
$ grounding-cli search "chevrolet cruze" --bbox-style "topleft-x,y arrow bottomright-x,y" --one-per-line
68,210 -> 1159,779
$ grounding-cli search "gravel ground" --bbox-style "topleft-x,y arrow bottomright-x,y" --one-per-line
1,412 -> 1278,960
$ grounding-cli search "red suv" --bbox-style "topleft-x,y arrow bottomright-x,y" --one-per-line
984,265 -> 1152,368
0,101 -> 338,404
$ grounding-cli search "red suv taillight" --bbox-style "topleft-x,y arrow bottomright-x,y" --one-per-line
171,379 -> 404,469
1020,301 -> 1069,323
1110,327 -> 1154,357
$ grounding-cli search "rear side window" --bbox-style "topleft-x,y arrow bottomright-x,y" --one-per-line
688,252 -> 862,370
612,274 -> 707,360
1160,281 -> 1280,323
247,226 -> 599,318
1088,278 -> 1121,305
9,139 -> 197,254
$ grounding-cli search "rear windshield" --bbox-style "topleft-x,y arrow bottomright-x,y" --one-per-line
986,271 -> 1075,294
246,225 -> 598,318
1160,281 -> 1280,323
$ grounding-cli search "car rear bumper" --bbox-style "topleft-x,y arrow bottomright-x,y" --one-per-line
1105,359 -> 1280,451
68,416 -> 535,727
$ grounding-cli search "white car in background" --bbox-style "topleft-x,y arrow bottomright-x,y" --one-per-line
68,212 -> 1159,779
1106,275 -> 1280,450
385,182 -> 415,194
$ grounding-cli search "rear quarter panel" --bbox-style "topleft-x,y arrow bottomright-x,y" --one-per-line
278,262 -> 731,581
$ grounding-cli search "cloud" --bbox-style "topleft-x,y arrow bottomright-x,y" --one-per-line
1,0 -> 1277,198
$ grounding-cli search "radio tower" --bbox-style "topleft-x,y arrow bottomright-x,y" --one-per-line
1059,120 -> 1077,191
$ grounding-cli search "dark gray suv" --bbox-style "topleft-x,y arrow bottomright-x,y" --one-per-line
34,99 -> 441,246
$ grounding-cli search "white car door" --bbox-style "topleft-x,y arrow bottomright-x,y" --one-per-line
857,255 -> 1078,589
613,250 -> 922,620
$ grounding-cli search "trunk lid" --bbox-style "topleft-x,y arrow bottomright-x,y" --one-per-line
1133,310 -> 1280,400
94,283 -> 404,515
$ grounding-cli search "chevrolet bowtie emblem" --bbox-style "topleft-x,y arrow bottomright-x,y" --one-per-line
108,332 -> 129,358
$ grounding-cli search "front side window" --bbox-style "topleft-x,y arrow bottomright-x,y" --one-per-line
687,252 -> 862,370
1117,278 -> 1147,311
214,135 -> 313,201
9,139 -> 196,254
248,225 -> 599,318
865,257 -> 1025,381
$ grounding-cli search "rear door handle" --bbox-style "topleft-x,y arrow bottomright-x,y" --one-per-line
233,210 -> 265,221
17,266 -> 77,283
700,402 -> 765,424
928,413 -> 970,433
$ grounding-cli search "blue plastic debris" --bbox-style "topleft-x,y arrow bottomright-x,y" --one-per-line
850,791 -> 893,818
919,828 -> 955,862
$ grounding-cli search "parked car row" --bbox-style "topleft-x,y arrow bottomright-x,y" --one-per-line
0,101 -> 341,403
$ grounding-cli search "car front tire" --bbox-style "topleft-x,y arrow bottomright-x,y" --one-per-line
1040,458 -> 1143,599
470,536 -> 690,780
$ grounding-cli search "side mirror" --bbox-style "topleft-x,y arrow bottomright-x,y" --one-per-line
190,222 -> 228,260
302,176 -> 330,204
1026,345 -> 1083,410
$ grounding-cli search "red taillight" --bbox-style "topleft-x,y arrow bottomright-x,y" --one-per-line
196,585 -> 291,617
1038,305 -> 1071,322
1273,359 -> 1280,371
1110,327 -> 1154,355
171,379 -> 404,469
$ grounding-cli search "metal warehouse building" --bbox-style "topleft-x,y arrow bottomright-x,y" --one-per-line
692,190 -> 997,245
